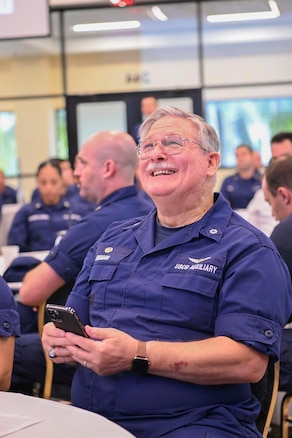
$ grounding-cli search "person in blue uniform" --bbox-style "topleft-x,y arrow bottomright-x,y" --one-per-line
42,107 -> 292,438
31,158 -> 95,217
220,144 -> 262,210
263,155 -> 292,281
262,155 -> 292,391
0,169 -> 18,215
131,96 -> 158,144
7,159 -> 84,252
11,130 -> 153,393
0,275 -> 20,390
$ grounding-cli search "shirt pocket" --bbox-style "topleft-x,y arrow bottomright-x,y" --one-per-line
88,246 -> 133,313
151,254 -> 225,339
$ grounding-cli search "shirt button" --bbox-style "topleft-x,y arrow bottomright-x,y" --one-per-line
3,322 -> 10,331
209,228 -> 218,234
264,330 -> 273,338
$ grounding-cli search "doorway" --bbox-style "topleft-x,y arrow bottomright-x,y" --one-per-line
66,88 -> 202,162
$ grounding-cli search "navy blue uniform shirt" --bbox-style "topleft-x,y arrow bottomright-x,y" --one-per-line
45,185 -> 153,283
7,197 -> 84,252
67,193 -> 292,438
31,184 -> 96,217
0,275 -> 20,338
0,186 -> 18,218
270,213 -> 292,281
221,171 -> 262,209
0,185 -> 17,205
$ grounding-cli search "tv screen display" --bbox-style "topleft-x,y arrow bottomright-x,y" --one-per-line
205,97 -> 292,167
0,0 -> 50,39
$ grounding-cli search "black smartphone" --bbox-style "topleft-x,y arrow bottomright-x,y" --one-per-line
46,304 -> 89,338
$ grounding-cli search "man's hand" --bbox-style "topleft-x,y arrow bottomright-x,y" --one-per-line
42,322 -> 77,364
65,326 -> 138,375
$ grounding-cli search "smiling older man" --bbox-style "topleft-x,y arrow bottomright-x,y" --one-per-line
42,107 -> 291,438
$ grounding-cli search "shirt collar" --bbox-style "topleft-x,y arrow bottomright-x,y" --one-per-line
95,185 -> 138,211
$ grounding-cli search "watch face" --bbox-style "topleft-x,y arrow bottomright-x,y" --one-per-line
132,357 -> 149,374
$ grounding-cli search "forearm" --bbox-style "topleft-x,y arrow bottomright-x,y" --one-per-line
146,336 -> 268,385
20,262 -> 65,306
64,327 -> 269,384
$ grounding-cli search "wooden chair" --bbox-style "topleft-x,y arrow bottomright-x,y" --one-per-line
280,392 -> 292,438
37,301 -> 54,399
251,360 -> 280,438
37,300 -> 74,402
36,282 -> 75,401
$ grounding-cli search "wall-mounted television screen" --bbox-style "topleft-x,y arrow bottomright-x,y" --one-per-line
205,97 -> 292,168
0,0 -> 50,39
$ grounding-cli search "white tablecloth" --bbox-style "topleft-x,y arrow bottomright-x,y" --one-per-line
0,392 -> 135,438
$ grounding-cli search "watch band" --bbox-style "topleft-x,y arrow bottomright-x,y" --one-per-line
131,340 -> 150,374
136,340 -> 147,358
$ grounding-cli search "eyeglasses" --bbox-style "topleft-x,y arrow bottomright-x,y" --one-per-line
137,134 -> 203,159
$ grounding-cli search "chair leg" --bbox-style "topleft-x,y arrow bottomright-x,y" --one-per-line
281,393 -> 292,438
38,301 -> 54,400
43,358 -> 54,399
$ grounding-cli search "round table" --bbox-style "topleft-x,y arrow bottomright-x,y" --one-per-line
0,392 -> 135,438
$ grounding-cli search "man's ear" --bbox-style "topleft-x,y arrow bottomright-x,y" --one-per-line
277,186 -> 292,205
207,152 -> 221,177
103,159 -> 116,178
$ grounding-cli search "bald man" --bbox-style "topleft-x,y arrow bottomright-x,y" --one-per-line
12,130 -> 153,394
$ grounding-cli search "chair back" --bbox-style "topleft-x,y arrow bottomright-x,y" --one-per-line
38,301 -> 54,399
251,360 -> 280,438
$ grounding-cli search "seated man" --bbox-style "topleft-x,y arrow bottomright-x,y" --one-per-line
43,107 -> 291,437
0,169 -> 17,207
11,130 -> 153,393
0,169 -> 18,221
262,155 -> 292,391
131,96 -> 158,144
220,144 -> 262,210
244,131 -> 292,236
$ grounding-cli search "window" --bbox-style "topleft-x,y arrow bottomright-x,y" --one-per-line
0,112 -> 18,176
56,109 -> 68,159
205,97 -> 292,168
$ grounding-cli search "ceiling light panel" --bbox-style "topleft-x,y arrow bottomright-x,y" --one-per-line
206,0 -> 280,23
151,6 -> 168,21
72,20 -> 140,32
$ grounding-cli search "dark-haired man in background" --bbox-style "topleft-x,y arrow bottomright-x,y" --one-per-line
220,144 -> 262,210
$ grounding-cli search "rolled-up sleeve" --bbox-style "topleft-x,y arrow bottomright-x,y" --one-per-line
0,309 -> 20,337
0,276 -> 21,337
215,243 -> 292,360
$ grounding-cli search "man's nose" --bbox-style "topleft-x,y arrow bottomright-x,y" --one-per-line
151,140 -> 166,156
73,167 -> 80,177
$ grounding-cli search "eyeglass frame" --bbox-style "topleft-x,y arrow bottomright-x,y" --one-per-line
136,134 -> 206,159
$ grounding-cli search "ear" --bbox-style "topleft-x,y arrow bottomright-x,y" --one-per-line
277,186 -> 291,205
103,159 -> 116,179
207,152 -> 221,177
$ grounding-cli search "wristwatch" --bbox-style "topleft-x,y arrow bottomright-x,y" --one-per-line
131,341 -> 150,374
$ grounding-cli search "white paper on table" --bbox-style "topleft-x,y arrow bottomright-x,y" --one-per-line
0,412 -> 43,437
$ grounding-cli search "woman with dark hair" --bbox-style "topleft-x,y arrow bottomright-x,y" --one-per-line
7,159 -> 85,252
